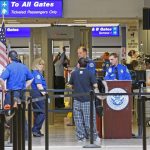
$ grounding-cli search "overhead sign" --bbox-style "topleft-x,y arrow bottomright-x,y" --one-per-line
92,26 -> 120,37
0,27 -> 31,38
0,0 -> 63,18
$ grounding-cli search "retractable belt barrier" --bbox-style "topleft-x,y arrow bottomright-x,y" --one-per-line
1,89 -> 150,150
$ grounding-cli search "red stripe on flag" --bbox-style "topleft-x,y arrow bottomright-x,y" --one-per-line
0,59 -> 6,67
0,42 -> 8,67
0,53 -> 8,66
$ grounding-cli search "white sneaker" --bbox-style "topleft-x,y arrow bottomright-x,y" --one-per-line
94,137 -> 101,144
77,138 -> 86,143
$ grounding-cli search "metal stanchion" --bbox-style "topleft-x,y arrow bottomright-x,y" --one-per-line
83,90 -> 101,148
18,103 -> 22,150
136,81 -> 144,138
10,91 -> 14,144
22,102 -> 25,150
13,108 -> 18,150
45,94 -> 49,150
0,112 -> 5,150
28,97 -> 32,150
142,96 -> 147,150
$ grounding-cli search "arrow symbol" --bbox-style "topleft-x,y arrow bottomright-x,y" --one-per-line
2,8 -> 7,14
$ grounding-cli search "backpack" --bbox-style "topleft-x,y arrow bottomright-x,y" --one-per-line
95,78 -> 105,116
97,78 -> 105,93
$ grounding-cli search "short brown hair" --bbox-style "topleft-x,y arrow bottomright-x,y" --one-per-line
78,46 -> 87,53
109,53 -> 118,58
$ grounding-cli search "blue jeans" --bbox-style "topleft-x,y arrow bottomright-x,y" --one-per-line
4,90 -> 25,106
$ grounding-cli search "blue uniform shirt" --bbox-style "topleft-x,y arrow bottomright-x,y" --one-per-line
104,64 -> 131,80
31,70 -> 47,98
0,61 -> 33,90
86,58 -> 96,75
31,70 -> 47,90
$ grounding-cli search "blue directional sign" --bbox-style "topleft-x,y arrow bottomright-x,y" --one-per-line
0,27 -> 31,38
6,27 -> 31,38
92,26 -> 120,37
0,0 -> 63,18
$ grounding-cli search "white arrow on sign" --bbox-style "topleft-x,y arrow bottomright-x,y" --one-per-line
2,8 -> 7,14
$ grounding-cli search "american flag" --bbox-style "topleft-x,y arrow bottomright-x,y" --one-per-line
0,21 -> 8,72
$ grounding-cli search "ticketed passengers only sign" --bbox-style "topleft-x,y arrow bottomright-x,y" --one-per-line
0,0 -> 63,18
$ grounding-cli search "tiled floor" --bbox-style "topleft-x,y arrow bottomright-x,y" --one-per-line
4,113 -> 150,150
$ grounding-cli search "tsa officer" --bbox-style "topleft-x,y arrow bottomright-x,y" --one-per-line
30,58 -> 47,137
0,50 -> 33,107
77,46 -> 96,75
104,53 -> 131,80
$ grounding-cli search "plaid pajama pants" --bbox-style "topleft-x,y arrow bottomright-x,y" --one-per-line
73,99 -> 98,140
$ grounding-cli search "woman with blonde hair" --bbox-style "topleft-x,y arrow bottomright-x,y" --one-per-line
31,58 -> 47,137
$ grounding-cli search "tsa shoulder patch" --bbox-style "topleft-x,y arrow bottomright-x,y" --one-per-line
89,62 -> 94,67
36,74 -> 41,79
108,68 -> 112,73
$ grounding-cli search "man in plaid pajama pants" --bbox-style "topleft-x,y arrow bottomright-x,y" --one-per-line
69,57 -> 101,143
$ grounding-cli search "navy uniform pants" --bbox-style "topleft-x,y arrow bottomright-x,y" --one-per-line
32,100 -> 45,133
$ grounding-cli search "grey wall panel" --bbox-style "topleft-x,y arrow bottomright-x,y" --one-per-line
48,27 -> 74,39
144,0 -> 150,7
92,36 -> 121,46
7,38 -> 30,47
64,0 -> 144,18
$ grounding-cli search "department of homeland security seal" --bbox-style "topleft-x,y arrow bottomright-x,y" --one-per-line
106,88 -> 129,111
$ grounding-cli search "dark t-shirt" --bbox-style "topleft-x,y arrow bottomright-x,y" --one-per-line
69,68 -> 97,102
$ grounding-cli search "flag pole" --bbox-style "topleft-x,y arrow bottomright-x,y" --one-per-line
2,13 -> 4,23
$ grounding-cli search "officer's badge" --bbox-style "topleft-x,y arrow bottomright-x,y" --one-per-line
106,64 -> 109,67
121,69 -> 124,73
36,75 -> 41,79
108,68 -> 112,73
89,63 -> 94,67
80,71 -> 83,74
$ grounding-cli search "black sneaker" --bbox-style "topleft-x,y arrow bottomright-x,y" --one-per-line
39,131 -> 44,136
33,132 -> 41,137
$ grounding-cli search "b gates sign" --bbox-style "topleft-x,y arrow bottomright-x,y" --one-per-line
0,0 -> 63,18
92,26 -> 120,37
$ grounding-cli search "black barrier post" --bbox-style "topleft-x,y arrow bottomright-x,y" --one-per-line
142,96 -> 147,150
28,97 -> 32,150
83,90 -> 101,148
10,90 -> 14,144
136,82 -> 144,138
45,94 -> 49,150
0,112 -> 5,150
22,102 -> 25,150
18,103 -> 22,150
13,108 -> 18,150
